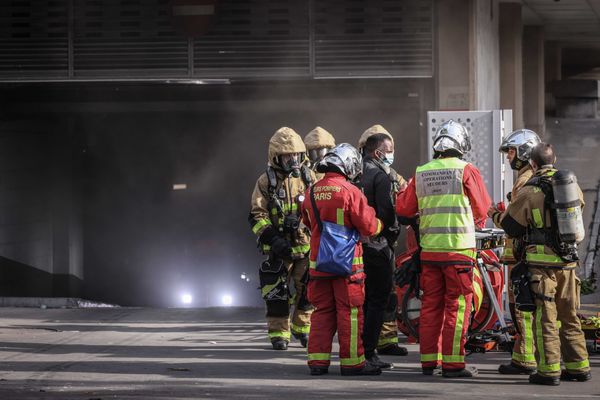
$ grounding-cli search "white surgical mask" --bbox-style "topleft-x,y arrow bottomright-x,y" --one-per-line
383,152 -> 394,166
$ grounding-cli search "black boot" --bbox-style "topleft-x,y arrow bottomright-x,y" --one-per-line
309,366 -> 329,376
377,344 -> 408,356
365,353 -> 393,369
442,366 -> 478,378
271,338 -> 288,350
561,370 -> 592,382
422,365 -> 442,376
529,373 -> 560,386
498,362 -> 536,375
341,362 -> 382,376
293,332 -> 308,348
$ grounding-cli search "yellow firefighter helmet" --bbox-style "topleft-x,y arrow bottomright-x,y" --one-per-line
268,127 -> 306,166
304,126 -> 336,165
304,126 -> 336,150
357,124 -> 395,150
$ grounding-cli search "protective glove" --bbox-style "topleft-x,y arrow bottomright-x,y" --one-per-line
270,236 -> 292,259
258,225 -> 292,258
497,201 -> 506,212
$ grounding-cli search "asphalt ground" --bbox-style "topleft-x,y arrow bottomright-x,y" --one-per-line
0,307 -> 598,400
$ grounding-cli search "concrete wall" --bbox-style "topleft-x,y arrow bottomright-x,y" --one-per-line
562,47 -> 600,79
50,119 -> 85,293
0,117 -> 84,297
0,120 -> 53,273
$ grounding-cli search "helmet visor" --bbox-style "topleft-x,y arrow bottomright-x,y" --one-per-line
308,148 -> 329,164
280,153 -> 301,170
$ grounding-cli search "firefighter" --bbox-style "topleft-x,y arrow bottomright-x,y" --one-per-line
494,143 -> 591,385
302,143 -> 383,376
248,127 -> 315,350
357,125 -> 409,359
488,129 -> 540,375
396,120 -> 491,378
304,126 -> 336,180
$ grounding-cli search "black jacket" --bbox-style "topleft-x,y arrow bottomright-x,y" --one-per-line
356,156 -> 399,247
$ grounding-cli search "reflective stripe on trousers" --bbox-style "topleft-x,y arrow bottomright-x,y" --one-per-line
419,263 -> 473,370
307,278 -> 366,369
530,267 -> 590,376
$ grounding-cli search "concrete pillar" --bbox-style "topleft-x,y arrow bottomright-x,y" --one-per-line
545,41 -> 562,82
522,26 -> 545,135
436,0 -> 472,111
50,117 -> 84,297
544,41 -> 561,115
499,2 -> 523,129
436,0 -> 499,111
472,0 -> 500,110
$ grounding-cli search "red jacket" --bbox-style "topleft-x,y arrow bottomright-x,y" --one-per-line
302,172 -> 382,278
395,161 -> 491,263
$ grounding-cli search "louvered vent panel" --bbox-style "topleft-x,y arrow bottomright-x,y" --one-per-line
193,0 -> 310,78
314,0 -> 433,78
73,0 -> 188,77
0,0 -> 434,80
0,0 -> 68,78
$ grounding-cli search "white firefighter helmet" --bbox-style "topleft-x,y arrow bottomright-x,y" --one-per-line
499,129 -> 541,162
304,126 -> 336,164
432,120 -> 471,156
319,143 -> 362,181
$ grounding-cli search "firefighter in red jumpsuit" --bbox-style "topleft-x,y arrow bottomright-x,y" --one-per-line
301,143 -> 384,376
396,120 -> 491,378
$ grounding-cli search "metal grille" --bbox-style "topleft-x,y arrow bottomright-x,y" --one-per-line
193,0 -> 310,78
74,0 -> 188,77
0,0 -> 434,81
0,0 -> 69,78
314,0 -> 434,78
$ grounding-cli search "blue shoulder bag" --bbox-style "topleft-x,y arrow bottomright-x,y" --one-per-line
309,185 -> 359,276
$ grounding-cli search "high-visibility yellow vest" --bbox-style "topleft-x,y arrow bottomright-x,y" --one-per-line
415,157 -> 475,253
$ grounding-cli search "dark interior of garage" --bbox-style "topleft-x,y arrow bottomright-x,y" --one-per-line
0,79 -> 432,306
0,0 -> 435,306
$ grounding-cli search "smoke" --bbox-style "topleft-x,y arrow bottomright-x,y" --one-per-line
55,79 -> 431,307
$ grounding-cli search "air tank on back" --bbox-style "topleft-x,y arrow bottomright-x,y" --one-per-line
552,170 -> 585,243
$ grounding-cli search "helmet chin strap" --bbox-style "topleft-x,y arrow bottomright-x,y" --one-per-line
510,157 -> 526,171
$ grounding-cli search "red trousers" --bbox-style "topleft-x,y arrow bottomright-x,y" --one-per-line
419,263 -> 474,371
307,277 -> 366,370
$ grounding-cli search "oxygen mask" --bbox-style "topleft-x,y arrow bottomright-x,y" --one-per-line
280,153 -> 301,177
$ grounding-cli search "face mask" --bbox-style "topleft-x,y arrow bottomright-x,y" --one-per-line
280,154 -> 301,177
383,152 -> 394,166
375,149 -> 394,166
510,156 -> 525,171
290,165 -> 301,178
286,159 -> 300,177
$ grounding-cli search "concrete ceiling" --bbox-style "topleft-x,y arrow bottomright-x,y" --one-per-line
522,0 -> 600,45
